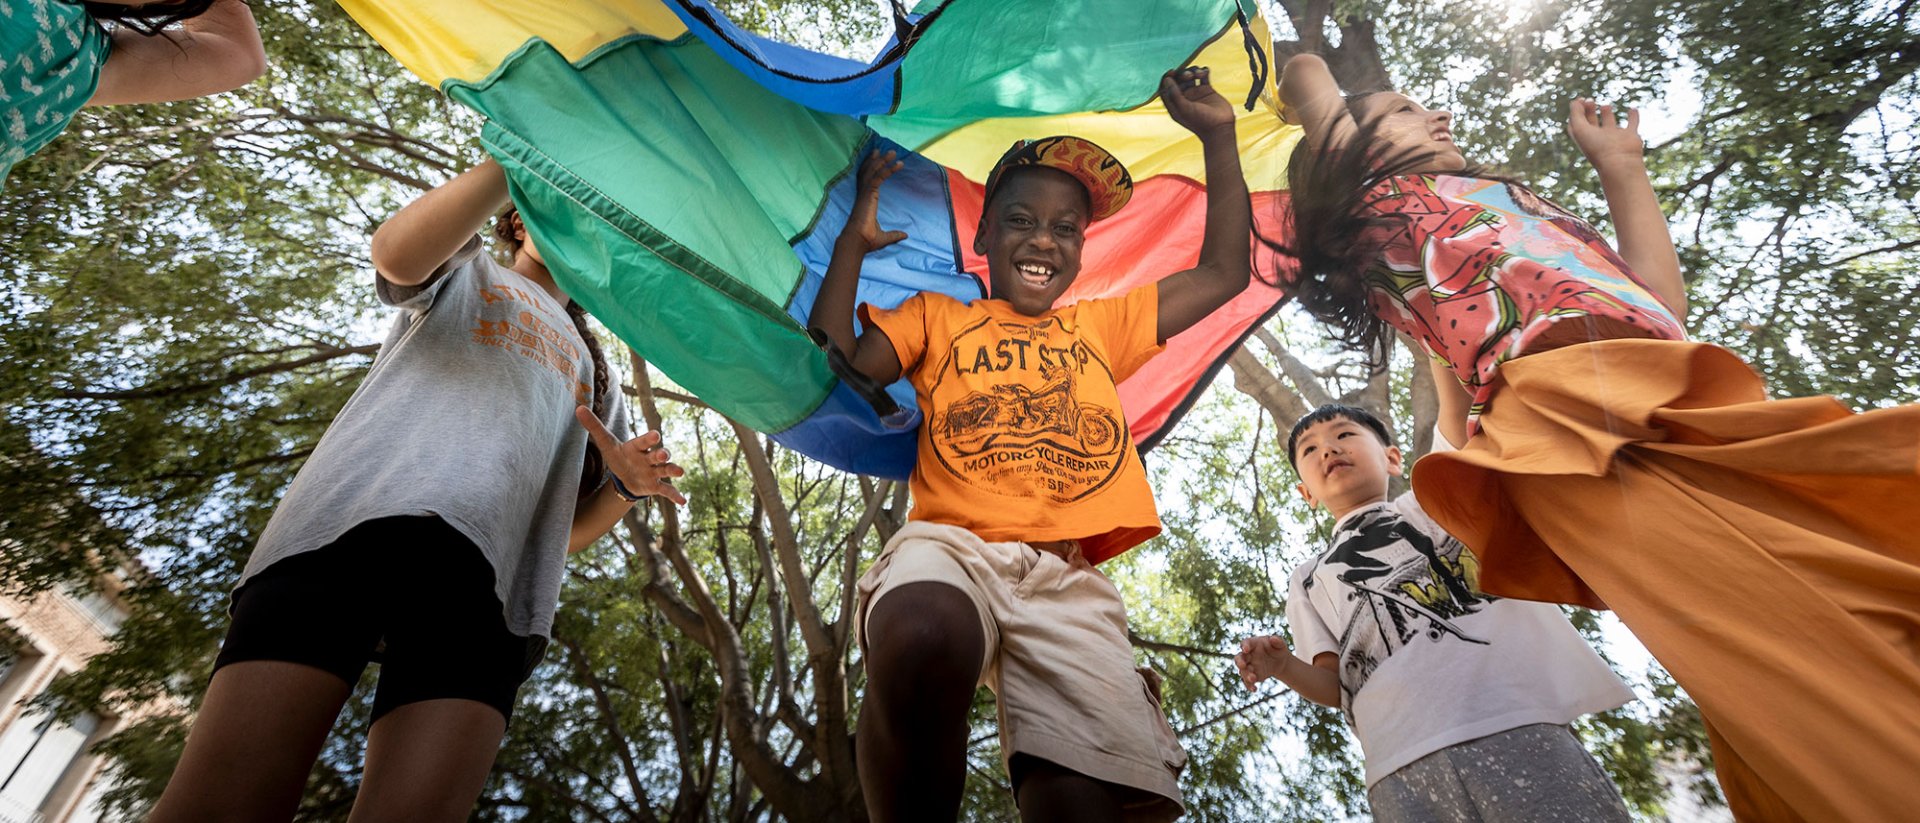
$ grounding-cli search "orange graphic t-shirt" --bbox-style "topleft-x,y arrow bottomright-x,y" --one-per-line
860,282 -> 1165,563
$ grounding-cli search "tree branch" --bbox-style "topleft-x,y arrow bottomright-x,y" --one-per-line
130,447 -> 314,484
728,421 -> 862,806
1229,346 -> 1310,431
1174,691 -> 1286,737
52,344 -> 377,401
744,502 -> 800,741
1406,335 -> 1439,460
1825,236 -> 1920,270
638,358 -> 824,820
1807,40 -> 1920,134
499,768 -> 625,823
621,383 -> 711,410
729,422 -> 835,661
1127,631 -> 1235,660
1255,328 -> 1336,408
833,478 -> 893,653
555,634 -> 661,823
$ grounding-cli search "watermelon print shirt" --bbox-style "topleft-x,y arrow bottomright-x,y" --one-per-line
1363,174 -> 1685,428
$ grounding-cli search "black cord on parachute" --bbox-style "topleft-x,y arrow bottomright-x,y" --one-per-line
1235,8 -> 1270,112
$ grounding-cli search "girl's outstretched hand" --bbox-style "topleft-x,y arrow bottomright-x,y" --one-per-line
1161,66 -> 1237,140
577,406 -> 689,506
1567,99 -> 1646,171
842,150 -> 910,254
1234,635 -> 1295,690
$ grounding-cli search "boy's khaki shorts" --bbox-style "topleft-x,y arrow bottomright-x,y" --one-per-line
857,521 -> 1186,821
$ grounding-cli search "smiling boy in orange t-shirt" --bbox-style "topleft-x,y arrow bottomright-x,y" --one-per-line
809,66 -> 1249,822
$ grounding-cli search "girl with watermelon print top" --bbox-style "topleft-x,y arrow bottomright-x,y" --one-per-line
1274,53 -> 1920,823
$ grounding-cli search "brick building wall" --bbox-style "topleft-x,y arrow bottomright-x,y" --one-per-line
0,578 -> 136,823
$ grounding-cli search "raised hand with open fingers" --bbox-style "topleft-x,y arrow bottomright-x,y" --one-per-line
1567,98 -> 1645,171
842,149 -> 909,254
576,406 -> 688,506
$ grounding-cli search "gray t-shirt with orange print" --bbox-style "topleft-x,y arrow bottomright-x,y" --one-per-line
239,236 -> 628,640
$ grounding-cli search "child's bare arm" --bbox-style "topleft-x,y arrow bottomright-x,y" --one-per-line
371,160 -> 510,287
1279,54 -> 1356,153
1567,100 -> 1688,319
89,0 -> 267,106
1236,635 -> 1342,707
809,150 -> 906,385
570,408 -> 686,553
1426,356 -> 1470,449
1153,67 -> 1252,343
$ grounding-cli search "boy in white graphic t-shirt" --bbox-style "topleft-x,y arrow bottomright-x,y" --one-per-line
1236,405 -> 1635,822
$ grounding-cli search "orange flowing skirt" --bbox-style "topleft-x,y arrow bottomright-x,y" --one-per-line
1413,339 -> 1920,822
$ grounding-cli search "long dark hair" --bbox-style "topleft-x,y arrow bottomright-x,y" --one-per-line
493,206 -> 612,499
1268,95 -> 1513,364
71,0 -> 219,36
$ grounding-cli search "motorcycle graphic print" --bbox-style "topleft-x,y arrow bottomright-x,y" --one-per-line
926,313 -> 1129,503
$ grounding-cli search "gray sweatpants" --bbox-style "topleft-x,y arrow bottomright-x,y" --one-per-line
1367,724 -> 1631,823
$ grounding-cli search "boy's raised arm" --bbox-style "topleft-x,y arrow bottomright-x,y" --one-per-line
1153,67 -> 1252,343
810,150 -> 906,385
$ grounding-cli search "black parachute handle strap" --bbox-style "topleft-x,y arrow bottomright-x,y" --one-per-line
889,0 -> 917,46
875,0 -> 944,69
1235,7 -> 1270,112
808,327 -> 903,418
676,0 -> 946,85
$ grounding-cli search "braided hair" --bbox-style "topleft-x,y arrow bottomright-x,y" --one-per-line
70,0 -> 220,36
566,301 -> 612,498
493,205 -> 611,499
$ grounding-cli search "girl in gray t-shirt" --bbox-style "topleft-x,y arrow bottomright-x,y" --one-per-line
151,160 -> 687,823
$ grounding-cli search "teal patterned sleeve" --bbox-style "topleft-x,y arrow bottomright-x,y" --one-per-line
1,1 -> 111,184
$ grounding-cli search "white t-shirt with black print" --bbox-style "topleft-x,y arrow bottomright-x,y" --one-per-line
1285,492 -> 1633,786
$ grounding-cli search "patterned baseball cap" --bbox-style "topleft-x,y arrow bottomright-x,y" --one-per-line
980,136 -> 1134,222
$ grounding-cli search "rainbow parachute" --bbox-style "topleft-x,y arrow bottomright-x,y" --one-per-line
341,0 -> 1298,480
